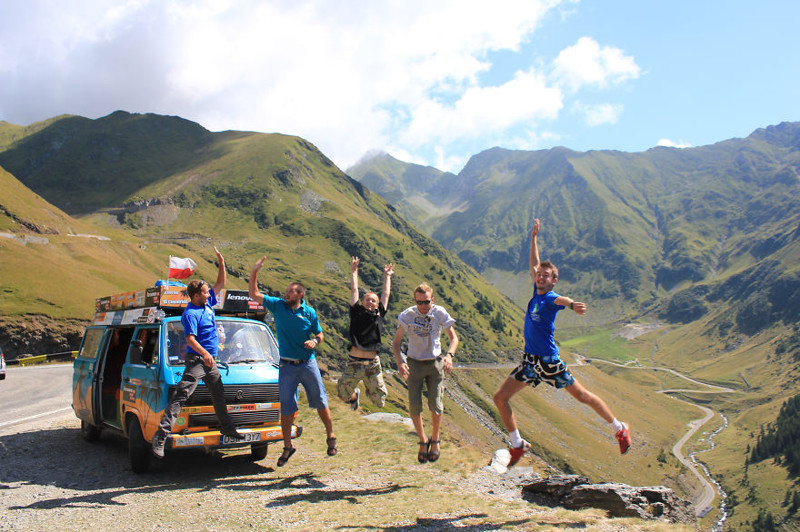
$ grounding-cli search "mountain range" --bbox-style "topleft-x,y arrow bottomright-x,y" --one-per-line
350,124 -> 800,331
0,111 -> 521,364
3,111 -> 800,528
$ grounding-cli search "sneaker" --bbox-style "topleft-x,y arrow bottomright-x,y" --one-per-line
616,423 -> 632,454
152,434 -> 166,459
507,440 -> 531,467
350,388 -> 361,411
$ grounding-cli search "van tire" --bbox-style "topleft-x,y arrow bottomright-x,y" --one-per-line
251,443 -> 269,461
81,420 -> 102,442
127,418 -> 151,474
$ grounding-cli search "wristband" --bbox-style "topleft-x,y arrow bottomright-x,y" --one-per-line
569,302 -> 574,310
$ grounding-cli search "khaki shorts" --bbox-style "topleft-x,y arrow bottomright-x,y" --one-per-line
337,357 -> 388,407
407,357 -> 445,416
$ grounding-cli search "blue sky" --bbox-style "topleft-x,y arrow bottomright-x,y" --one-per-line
1,1 -> 798,173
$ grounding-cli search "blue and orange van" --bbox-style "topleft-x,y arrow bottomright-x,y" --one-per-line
72,285 -> 300,473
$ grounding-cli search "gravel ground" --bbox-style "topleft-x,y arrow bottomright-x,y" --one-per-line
0,412 -> 546,531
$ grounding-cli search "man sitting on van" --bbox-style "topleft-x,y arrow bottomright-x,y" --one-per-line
152,247 -> 244,458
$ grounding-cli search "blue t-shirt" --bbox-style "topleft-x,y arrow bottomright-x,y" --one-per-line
262,295 -> 322,360
182,288 -> 219,358
523,290 -> 564,362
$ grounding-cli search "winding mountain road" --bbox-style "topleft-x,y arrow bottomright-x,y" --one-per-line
583,357 -> 732,516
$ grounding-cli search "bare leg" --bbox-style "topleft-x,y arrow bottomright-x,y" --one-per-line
281,411 -> 298,448
317,407 -> 335,439
411,413 -> 426,442
565,380 -> 615,423
428,412 -> 443,454
493,377 -> 528,432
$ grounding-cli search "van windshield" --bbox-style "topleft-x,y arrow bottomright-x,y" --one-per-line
166,319 -> 280,366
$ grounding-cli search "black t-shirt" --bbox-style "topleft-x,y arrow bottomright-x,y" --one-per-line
349,301 -> 387,351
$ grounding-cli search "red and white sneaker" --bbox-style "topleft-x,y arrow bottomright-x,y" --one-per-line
508,440 -> 531,467
616,423 -> 632,454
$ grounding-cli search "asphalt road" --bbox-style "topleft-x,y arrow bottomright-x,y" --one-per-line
584,357 -> 728,517
0,363 -> 73,433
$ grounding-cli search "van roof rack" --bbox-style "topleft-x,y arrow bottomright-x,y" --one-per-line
93,287 -> 266,326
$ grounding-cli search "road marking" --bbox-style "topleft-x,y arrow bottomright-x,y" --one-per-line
0,407 -> 72,429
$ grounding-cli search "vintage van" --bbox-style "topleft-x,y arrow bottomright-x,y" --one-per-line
72,285 -> 300,473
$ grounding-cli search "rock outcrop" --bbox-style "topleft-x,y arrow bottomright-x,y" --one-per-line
522,475 -> 696,524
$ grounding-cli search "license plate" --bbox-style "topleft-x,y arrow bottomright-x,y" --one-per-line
221,431 -> 261,444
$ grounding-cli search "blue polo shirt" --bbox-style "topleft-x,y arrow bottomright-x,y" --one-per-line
182,288 -> 219,358
261,295 -> 322,360
523,289 -> 564,362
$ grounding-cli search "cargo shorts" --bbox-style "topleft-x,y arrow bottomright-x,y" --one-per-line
337,356 -> 388,407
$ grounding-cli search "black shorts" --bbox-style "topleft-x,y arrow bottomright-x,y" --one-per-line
510,352 -> 575,389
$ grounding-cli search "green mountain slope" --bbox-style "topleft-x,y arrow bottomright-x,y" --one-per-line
0,113 -> 522,367
349,123 -> 800,528
347,151 -> 461,233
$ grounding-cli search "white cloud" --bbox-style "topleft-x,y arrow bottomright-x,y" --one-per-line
573,102 -> 623,126
0,1 -> 645,172
552,36 -> 640,92
657,138 -> 693,149
401,70 -> 563,147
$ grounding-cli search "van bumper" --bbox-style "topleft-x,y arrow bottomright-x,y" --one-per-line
167,424 -> 301,450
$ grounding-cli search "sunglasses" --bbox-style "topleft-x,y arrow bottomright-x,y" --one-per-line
414,299 -> 431,305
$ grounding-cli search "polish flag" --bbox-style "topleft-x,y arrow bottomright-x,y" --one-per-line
168,257 -> 197,279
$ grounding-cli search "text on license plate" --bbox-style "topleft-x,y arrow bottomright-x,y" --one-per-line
221,432 -> 261,444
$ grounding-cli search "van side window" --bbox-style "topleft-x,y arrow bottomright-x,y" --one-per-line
129,328 -> 159,366
79,328 -> 105,360
167,322 -> 188,366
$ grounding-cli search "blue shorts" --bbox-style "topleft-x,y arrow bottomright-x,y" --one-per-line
510,352 -> 575,389
279,357 -> 329,415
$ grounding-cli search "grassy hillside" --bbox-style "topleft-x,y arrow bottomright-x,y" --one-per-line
0,114 -> 523,369
349,124 -> 800,528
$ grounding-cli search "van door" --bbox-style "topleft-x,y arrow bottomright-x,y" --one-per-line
72,326 -> 109,426
121,326 -> 163,439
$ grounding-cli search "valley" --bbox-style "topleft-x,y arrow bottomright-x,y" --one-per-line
2,112 -> 800,529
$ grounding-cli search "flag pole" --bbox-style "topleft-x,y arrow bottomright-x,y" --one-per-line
167,255 -> 172,283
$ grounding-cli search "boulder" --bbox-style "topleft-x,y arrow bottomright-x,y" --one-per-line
522,475 -> 695,524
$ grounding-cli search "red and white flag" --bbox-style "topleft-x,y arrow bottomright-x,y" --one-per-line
168,256 -> 197,279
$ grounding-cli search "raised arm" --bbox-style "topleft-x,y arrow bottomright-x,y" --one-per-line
381,263 -> 394,310
212,246 -> 226,294
529,218 -> 540,285
350,257 -> 360,306
249,256 -> 267,302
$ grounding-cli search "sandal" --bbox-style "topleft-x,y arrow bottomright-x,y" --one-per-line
326,437 -> 338,456
417,440 -> 429,464
427,439 -> 441,463
277,446 -> 296,467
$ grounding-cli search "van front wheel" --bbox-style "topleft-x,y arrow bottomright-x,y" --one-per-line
251,443 -> 269,461
127,418 -> 151,473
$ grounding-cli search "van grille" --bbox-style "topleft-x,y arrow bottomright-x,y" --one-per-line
186,383 -> 280,405
189,409 -> 280,428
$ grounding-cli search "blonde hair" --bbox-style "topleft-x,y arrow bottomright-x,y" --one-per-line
414,283 -> 433,296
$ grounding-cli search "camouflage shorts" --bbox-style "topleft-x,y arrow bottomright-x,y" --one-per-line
337,357 -> 388,407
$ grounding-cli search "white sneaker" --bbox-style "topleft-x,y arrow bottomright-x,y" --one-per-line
152,434 -> 165,459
